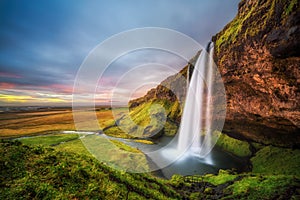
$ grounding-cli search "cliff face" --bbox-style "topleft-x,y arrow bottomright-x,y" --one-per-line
129,0 -> 300,146
212,0 -> 300,146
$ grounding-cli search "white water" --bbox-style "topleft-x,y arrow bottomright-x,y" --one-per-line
177,42 -> 215,158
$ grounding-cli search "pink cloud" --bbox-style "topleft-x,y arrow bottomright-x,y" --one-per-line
0,82 -> 17,89
49,84 -> 73,94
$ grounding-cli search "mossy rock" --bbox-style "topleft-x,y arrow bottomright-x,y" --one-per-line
251,145 -> 300,176
216,133 -> 252,157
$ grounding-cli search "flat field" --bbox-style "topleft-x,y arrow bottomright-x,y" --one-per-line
0,107 -> 127,138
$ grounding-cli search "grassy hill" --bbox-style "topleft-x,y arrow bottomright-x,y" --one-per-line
1,140 -> 300,199
0,140 -> 180,199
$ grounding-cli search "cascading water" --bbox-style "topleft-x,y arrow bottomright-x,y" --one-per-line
143,41 -> 226,176
177,42 -> 215,158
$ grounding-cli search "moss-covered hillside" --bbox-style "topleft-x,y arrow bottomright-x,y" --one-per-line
0,140 -> 180,199
1,140 -> 300,199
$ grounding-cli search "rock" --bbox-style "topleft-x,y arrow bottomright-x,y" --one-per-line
213,0 -> 300,147
129,0 -> 300,147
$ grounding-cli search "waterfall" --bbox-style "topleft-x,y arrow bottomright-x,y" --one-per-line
177,42 -> 215,158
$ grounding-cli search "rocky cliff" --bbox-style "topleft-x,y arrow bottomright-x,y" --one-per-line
128,0 -> 300,147
212,0 -> 300,147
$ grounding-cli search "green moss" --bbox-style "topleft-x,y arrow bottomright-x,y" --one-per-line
108,100 -> 177,138
251,142 -> 265,151
109,139 -> 141,153
104,126 -> 134,139
170,174 -> 185,187
54,139 -> 91,156
216,133 -> 252,157
133,139 -> 154,145
189,192 -> 201,200
0,140 -> 180,199
169,100 -> 181,120
215,0 -> 259,52
129,102 -> 153,126
251,145 -> 300,176
2,140 -> 300,199
164,121 -> 178,136
203,170 -> 238,186
215,0 -> 296,53
225,175 -> 300,199
284,0 -> 298,16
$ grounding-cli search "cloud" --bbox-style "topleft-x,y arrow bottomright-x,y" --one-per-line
0,0 -> 240,105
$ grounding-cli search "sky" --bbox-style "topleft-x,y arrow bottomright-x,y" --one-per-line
0,0 -> 239,106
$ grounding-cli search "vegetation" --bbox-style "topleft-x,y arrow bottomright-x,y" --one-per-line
251,145 -> 300,176
0,141 -> 180,199
0,108 -> 131,139
216,133 -> 252,157
170,170 -> 300,199
225,174 -> 300,199
109,139 -> 141,153
2,125 -> 300,199
54,138 -> 91,156
215,0 -> 299,53
284,0 -> 298,16
18,133 -> 79,146
133,139 -> 154,145
80,135 -> 150,172
2,107 -> 300,199
202,169 -> 238,185
104,126 -> 135,139
103,100 -> 179,138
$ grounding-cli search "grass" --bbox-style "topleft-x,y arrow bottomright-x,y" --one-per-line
80,135 -> 150,172
284,0 -> 298,16
251,145 -> 300,176
1,107 -> 300,198
54,139 -> 91,156
0,107 -> 132,139
18,133 -> 79,146
103,100 -> 179,138
216,133 -> 252,157
202,169 -> 238,185
224,175 -> 300,199
104,126 -> 135,139
0,140 -> 180,199
109,139 -> 141,153
20,133 -> 150,172
133,139 -> 154,145
215,0 -> 299,54
0,110 -> 75,138
170,169 -> 300,199
215,0 -> 259,52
